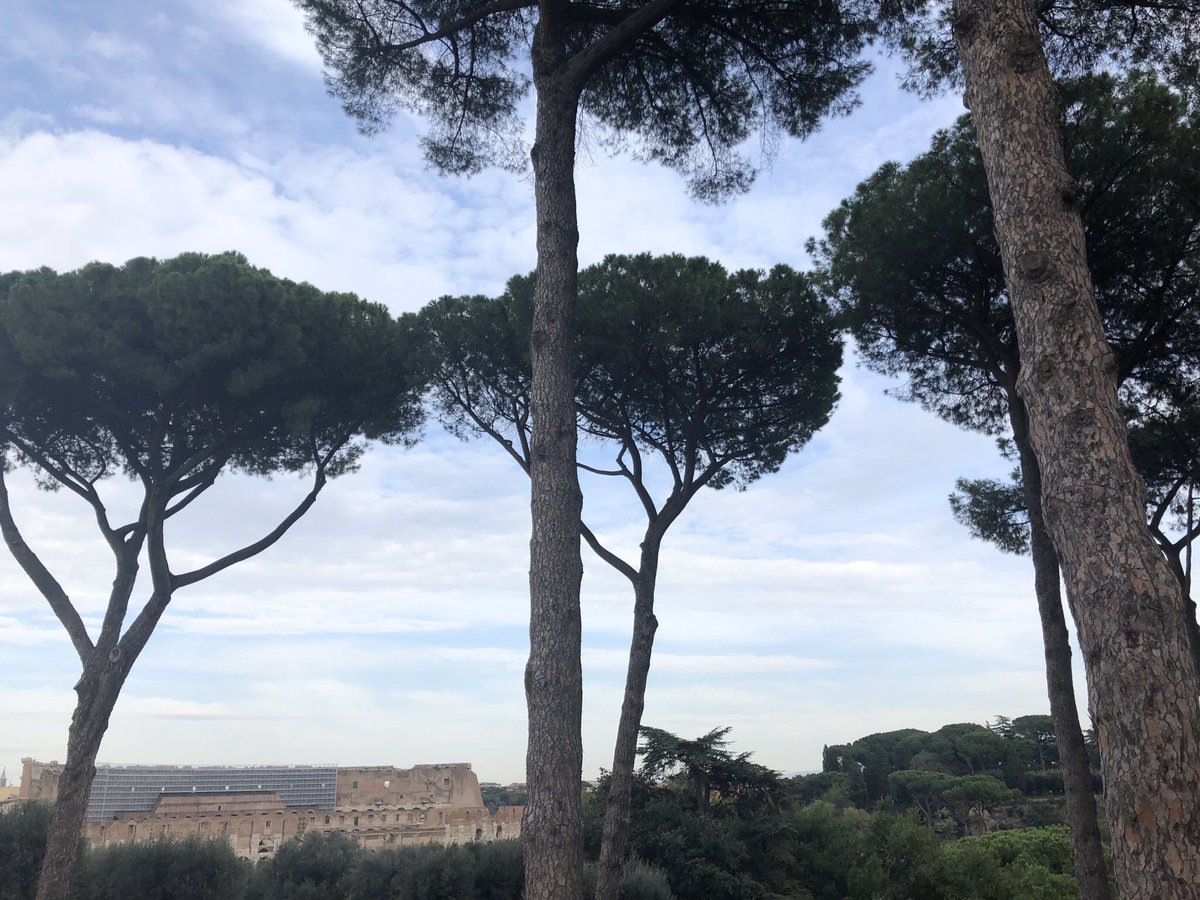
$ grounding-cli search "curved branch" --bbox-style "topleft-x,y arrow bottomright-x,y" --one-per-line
577,462 -> 623,476
564,0 -> 680,90
171,466 -> 329,590
4,433 -> 97,504
0,466 -> 93,664
1150,473 -> 1189,533
580,522 -> 637,584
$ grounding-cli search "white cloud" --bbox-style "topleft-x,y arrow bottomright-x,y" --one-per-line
0,129 -> 535,307
0,13 -> 1072,786
82,31 -> 148,62
190,0 -> 325,72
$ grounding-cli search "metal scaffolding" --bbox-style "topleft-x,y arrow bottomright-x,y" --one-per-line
85,764 -> 337,821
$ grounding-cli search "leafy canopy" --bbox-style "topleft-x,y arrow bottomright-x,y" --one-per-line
420,253 -> 841,494
296,0 -> 919,198
0,252 -> 423,490
813,73 -> 1200,437
895,1 -> 1200,95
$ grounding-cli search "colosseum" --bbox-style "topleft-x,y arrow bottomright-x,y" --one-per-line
18,758 -> 522,860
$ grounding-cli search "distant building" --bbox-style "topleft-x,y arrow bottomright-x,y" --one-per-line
0,767 -> 19,805
17,758 -> 522,860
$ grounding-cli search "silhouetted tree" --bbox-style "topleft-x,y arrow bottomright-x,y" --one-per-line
293,5 -> 917,895
0,253 -> 424,900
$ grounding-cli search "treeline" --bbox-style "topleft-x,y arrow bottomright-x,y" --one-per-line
0,807 -> 524,900
0,714 -> 1099,900
2,794 -> 1086,900
575,720 -> 1095,899
793,714 -> 1101,832
479,786 -> 528,815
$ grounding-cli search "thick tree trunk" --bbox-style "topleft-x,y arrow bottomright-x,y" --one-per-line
1010,399 -> 1112,900
953,1 -> 1200,893
36,661 -> 129,900
595,553 -> 660,900
523,9 -> 585,899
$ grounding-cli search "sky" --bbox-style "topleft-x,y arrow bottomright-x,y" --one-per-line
0,0 -> 1083,787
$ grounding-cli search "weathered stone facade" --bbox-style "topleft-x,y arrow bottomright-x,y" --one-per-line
17,759 -> 522,860
16,758 -> 62,802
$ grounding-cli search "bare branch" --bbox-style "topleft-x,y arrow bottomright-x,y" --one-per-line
1151,473 -> 1189,532
0,465 -> 93,664
172,463 -> 330,591
577,461 -> 623,476
581,522 -> 638,583
163,470 -> 221,519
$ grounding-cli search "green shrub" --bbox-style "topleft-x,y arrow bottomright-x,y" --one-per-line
617,859 -> 675,900
74,834 -> 250,900
937,826 -> 1077,900
471,840 -> 523,900
0,802 -> 56,900
583,859 -> 675,900
252,830 -> 362,900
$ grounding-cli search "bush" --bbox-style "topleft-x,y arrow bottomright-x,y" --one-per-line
74,834 -> 250,900
471,840 -> 523,900
341,840 -> 516,900
0,802 -> 55,900
252,830 -> 362,900
937,826 -> 1078,900
583,859 -> 675,900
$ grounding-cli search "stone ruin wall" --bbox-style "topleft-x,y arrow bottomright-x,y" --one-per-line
19,759 -> 522,861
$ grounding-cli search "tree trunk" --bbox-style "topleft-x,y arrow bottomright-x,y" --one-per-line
953,1 -> 1200,893
36,660 -> 129,900
523,8 -> 585,899
595,550 -> 661,900
1152,527 -> 1200,691
1010,398 -> 1112,900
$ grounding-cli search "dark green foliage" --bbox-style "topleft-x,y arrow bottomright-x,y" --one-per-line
0,252 -> 424,485
812,73 -> 1200,565
611,859 -> 674,900
468,840 -> 523,900
252,830 -> 361,900
583,858 -> 675,900
0,802 -> 56,900
421,253 -> 842,492
478,785 -> 527,815
786,771 -> 863,809
591,767 -> 1082,900
949,471 -> 1029,555
821,717 -> 1084,812
637,727 -> 783,813
813,72 -> 1200,435
253,837 -> 524,900
822,728 -> 937,805
3,833 -> 525,900
572,256 -> 842,489
73,836 -> 250,900
895,1 -> 1200,96
295,0 -> 918,197
887,770 -> 1019,833
624,795 -> 760,900
861,810 -> 947,899
937,827 -> 1082,900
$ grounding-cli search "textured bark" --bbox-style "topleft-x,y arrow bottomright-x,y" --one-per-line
522,7 -> 585,898
36,666 -> 127,900
954,1 -> 1200,893
1010,398 -> 1112,900
595,547 -> 660,900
